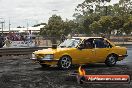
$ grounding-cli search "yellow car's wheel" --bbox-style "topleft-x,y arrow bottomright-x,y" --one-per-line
105,54 -> 117,67
58,56 -> 72,69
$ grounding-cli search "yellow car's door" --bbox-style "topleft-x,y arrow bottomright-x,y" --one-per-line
82,48 -> 96,64
93,38 -> 111,62
73,48 -> 95,64
94,48 -> 110,62
73,38 -> 96,64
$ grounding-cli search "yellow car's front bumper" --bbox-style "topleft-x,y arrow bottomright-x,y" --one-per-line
30,58 -> 59,65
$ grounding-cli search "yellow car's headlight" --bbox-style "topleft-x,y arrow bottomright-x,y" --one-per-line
32,54 -> 35,57
31,53 -> 37,59
41,54 -> 54,60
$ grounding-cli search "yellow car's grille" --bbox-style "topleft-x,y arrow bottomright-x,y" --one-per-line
36,54 -> 45,59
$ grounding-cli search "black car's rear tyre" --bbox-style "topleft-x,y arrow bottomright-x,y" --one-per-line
58,56 -> 72,70
105,54 -> 117,67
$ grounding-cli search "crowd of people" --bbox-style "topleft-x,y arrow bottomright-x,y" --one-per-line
0,31 -> 33,48
6,32 -> 31,41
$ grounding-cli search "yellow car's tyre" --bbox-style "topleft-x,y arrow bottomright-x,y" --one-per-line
58,56 -> 72,69
40,64 -> 50,68
105,54 -> 117,67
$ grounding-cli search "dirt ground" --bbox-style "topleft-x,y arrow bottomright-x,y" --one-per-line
0,55 -> 131,88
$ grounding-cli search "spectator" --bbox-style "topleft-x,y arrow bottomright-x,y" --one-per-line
0,35 -> 5,48
61,34 -> 66,42
4,37 -> 11,47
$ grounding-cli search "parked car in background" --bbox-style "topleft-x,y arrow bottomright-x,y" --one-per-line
31,37 -> 128,69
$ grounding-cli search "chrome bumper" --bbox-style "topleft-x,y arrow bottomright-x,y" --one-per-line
30,58 -> 58,62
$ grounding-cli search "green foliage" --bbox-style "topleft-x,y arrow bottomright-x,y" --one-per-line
123,20 -> 132,34
39,0 -> 132,37
89,21 -> 102,34
76,0 -> 112,16
73,0 -> 132,35
40,15 -> 78,37
98,16 -> 112,33
40,15 -> 63,37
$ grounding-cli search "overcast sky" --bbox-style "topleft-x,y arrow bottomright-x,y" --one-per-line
0,0 -> 119,28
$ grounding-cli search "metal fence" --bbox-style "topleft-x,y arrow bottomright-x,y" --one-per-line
34,35 -> 132,46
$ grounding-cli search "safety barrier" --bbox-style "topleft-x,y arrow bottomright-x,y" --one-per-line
0,46 -> 51,56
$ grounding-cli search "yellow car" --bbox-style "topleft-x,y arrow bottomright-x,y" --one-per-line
31,37 -> 128,69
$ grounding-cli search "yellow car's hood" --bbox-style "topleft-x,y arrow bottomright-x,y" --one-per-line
33,48 -> 73,55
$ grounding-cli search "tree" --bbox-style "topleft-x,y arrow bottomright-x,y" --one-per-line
83,14 -> 101,34
98,16 -> 112,34
40,15 -> 64,43
40,15 -> 63,38
110,16 -> 124,34
40,15 -> 80,43
123,20 -> 132,34
89,21 -> 102,34
75,0 -> 111,16
63,20 -> 78,35
119,0 -> 132,15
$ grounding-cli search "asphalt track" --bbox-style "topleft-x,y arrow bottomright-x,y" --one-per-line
0,46 -> 132,88
119,46 -> 132,68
